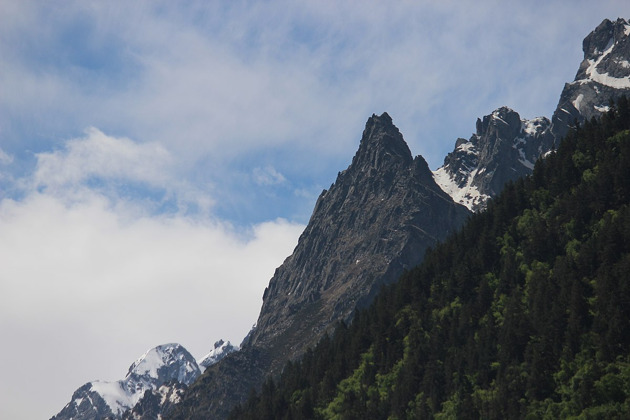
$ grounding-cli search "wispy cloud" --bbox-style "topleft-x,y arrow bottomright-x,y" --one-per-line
252,165 -> 287,186
26,128 -> 214,215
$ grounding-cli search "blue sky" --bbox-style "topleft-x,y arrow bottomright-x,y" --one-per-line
1,1 -> 629,418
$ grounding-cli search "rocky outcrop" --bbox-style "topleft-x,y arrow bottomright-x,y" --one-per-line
434,107 -> 552,211
52,382 -> 117,420
168,113 -> 471,419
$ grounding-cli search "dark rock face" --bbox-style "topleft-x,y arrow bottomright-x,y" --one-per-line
168,113 -> 471,419
551,18 -> 630,140
251,112 -> 469,359
434,107 -> 552,211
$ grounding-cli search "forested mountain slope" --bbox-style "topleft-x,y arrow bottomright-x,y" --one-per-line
229,98 -> 630,419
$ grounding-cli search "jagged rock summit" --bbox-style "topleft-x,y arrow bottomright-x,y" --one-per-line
552,17 -> 630,139
249,112 -> 468,356
434,107 -> 552,211
169,113 -> 471,419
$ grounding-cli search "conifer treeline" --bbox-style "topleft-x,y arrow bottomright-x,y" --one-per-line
229,97 -> 630,419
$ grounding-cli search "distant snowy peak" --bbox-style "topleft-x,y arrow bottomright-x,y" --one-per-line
126,343 -> 200,385
52,343 -> 202,420
434,107 -> 551,211
198,339 -> 239,371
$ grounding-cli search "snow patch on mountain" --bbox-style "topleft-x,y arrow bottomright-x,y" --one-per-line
90,381 -> 135,418
512,137 -> 535,171
521,117 -> 548,136
128,343 -> 200,383
433,166 -> 488,212
595,104 -> 611,113
95,343 -> 200,416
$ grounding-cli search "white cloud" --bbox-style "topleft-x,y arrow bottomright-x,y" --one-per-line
252,165 -> 287,186
33,128 -> 172,190
29,128 -> 214,214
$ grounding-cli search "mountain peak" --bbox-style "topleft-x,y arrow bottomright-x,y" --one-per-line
583,18 -> 630,60
126,343 -> 199,385
475,106 -> 521,137
492,105 -> 516,116
252,110 -> 468,360
551,17 -> 630,140
52,343 -> 202,420
579,17 -> 630,81
436,106 -> 552,211
171,112 -> 470,419
370,111 -> 393,124
353,112 -> 413,170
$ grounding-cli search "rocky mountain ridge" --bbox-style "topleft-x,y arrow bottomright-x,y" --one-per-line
435,17 -> 630,211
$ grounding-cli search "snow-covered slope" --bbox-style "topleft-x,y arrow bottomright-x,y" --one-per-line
51,342 -> 227,420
